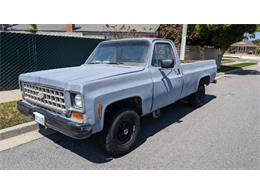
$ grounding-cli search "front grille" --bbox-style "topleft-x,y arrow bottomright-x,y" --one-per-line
22,82 -> 66,113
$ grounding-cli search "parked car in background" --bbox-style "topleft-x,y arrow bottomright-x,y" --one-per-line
17,38 -> 217,156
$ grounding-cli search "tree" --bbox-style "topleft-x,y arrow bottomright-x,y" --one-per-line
158,24 -> 257,65
27,24 -> 38,33
158,24 -> 183,47
187,24 -> 257,65
256,48 -> 260,55
253,39 -> 260,46
104,24 -> 137,39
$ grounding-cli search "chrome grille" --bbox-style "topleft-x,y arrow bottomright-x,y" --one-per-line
22,82 -> 66,113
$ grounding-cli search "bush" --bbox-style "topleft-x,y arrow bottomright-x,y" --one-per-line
256,48 -> 260,55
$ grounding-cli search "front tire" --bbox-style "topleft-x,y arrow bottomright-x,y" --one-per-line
189,82 -> 206,107
105,109 -> 140,157
38,124 -> 45,130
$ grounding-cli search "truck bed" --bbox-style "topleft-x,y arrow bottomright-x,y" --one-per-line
180,60 -> 217,98
181,60 -> 203,63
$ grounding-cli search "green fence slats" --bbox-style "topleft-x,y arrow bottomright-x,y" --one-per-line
0,32 -> 102,91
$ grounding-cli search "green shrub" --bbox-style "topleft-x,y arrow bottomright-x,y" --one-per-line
256,48 -> 260,55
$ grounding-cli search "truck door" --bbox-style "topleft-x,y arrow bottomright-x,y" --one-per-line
150,42 -> 183,110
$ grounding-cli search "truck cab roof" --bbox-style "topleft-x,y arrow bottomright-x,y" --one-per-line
101,37 -> 171,44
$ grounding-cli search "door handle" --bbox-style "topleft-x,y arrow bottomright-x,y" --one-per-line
176,68 -> 181,75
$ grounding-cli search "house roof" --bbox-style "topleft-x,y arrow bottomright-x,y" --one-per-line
74,24 -> 160,33
7,24 -> 67,32
231,40 -> 257,47
7,24 -> 160,33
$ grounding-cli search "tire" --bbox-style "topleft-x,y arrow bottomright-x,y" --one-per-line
38,124 -> 45,130
105,109 -> 140,157
189,82 -> 206,107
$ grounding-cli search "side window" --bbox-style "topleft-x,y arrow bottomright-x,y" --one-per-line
152,43 -> 175,67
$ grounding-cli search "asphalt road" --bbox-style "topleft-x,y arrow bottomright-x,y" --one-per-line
0,66 -> 259,169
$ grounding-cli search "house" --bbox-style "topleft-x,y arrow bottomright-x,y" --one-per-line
6,24 -> 67,32
229,40 -> 259,54
5,24 -> 160,39
73,24 -> 159,39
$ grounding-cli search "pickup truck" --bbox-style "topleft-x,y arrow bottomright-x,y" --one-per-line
17,38 -> 217,156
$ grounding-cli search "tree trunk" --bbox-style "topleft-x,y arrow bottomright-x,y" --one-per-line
216,49 -> 226,69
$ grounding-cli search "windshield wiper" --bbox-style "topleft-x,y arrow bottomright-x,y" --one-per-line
89,61 -> 101,64
88,61 -> 124,65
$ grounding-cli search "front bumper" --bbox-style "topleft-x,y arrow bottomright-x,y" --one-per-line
17,100 -> 92,139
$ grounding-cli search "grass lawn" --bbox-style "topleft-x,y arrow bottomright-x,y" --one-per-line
218,62 -> 257,73
222,56 -> 240,59
221,58 -> 235,64
0,101 -> 32,130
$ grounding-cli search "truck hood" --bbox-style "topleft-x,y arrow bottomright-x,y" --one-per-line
19,64 -> 144,88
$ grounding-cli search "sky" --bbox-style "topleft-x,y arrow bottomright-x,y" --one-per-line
246,32 -> 260,40
254,32 -> 260,40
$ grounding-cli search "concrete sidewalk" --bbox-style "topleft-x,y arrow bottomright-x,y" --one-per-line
0,89 -> 21,103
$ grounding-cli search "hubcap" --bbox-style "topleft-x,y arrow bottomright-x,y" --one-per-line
117,120 -> 134,144
123,129 -> 129,135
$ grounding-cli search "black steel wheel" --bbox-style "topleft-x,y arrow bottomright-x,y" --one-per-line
116,120 -> 134,144
38,124 -> 45,130
197,84 -> 205,103
105,109 -> 140,157
189,82 -> 206,107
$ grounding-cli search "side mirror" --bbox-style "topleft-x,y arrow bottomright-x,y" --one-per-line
161,59 -> 174,68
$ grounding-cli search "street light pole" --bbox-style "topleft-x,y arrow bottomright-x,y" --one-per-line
180,24 -> 188,61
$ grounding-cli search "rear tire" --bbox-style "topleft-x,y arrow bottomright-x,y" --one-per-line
105,109 -> 140,157
189,82 -> 206,107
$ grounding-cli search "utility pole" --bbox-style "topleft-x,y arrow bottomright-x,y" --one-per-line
180,24 -> 188,61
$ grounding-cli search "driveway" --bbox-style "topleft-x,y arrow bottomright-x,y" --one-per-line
0,65 -> 259,169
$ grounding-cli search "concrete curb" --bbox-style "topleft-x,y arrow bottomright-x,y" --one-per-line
0,121 -> 38,141
216,64 -> 260,80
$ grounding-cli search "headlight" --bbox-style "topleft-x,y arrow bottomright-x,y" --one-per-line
73,94 -> 82,108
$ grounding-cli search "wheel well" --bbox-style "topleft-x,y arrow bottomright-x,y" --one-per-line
104,97 -> 143,118
200,76 -> 210,85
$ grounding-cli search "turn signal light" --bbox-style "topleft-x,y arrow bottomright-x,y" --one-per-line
97,102 -> 102,118
71,111 -> 84,122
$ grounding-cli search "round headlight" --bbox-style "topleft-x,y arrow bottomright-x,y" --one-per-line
74,94 -> 82,108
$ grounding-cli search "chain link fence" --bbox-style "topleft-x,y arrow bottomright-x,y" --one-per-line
0,32 -> 102,91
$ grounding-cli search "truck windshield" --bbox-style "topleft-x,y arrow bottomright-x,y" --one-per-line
86,40 -> 149,66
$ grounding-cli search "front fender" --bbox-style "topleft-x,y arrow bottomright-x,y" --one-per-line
83,70 -> 153,134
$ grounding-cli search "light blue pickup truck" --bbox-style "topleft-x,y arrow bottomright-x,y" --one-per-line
17,38 -> 217,156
